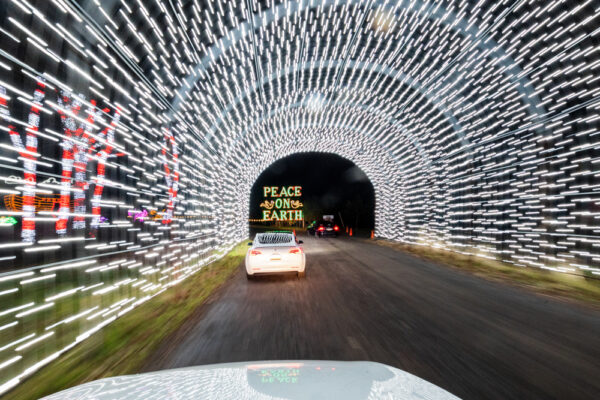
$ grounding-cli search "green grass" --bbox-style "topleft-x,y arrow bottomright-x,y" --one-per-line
372,239 -> 600,307
4,242 -> 248,400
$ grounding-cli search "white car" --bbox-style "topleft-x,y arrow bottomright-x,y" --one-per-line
43,360 -> 460,399
246,232 -> 306,278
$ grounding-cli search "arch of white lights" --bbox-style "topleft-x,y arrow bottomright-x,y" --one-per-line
236,133 -> 400,236
0,0 -> 599,394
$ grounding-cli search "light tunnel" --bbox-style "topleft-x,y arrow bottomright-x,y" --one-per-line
0,0 -> 599,393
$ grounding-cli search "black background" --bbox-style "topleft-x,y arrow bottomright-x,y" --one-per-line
249,152 -> 375,231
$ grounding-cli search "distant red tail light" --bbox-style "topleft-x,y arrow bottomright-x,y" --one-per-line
289,247 -> 302,254
334,225 -> 339,231
318,226 -> 324,231
250,249 -> 262,255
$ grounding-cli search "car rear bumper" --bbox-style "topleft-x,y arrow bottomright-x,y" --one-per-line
245,248 -> 305,275
246,265 -> 305,275
318,232 -> 337,237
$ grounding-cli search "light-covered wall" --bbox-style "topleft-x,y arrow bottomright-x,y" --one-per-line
0,0 -> 599,394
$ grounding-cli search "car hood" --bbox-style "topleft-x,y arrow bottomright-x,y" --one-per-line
42,360 -> 460,399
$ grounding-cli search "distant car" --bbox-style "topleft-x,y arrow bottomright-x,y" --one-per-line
246,232 -> 306,278
316,220 -> 340,237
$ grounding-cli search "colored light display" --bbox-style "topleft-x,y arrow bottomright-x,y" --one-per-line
0,0 -> 598,394
0,216 -> 17,226
261,186 -> 303,221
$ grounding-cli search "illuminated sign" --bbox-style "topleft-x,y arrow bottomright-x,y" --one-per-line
0,216 -> 18,226
261,186 -> 303,221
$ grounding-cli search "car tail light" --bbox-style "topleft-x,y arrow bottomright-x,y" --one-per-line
289,247 -> 302,254
334,225 -> 339,231
250,249 -> 261,255
318,226 -> 324,231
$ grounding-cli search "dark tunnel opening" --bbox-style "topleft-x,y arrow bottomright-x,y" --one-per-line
249,152 -> 375,236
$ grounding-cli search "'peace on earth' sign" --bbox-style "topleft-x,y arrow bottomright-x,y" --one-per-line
261,186 -> 304,221
263,186 -> 302,197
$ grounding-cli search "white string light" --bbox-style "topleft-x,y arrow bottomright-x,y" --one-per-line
0,0 -> 598,393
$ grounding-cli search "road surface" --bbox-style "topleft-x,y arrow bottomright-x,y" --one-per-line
143,235 -> 600,399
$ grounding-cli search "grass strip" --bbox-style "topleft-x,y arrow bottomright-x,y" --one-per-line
372,239 -> 600,308
5,242 -> 247,400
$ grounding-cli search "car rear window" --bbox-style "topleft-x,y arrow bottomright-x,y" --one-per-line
256,232 -> 294,245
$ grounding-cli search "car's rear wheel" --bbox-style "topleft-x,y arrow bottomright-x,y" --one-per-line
246,273 -> 253,280
297,271 -> 305,278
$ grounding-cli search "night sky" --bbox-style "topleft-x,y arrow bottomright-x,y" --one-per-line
249,153 -> 375,229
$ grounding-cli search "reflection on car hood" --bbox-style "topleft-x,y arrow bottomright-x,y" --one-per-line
42,360 -> 460,399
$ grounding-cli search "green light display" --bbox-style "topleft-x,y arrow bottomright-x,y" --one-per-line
260,186 -> 303,221
0,216 -> 18,225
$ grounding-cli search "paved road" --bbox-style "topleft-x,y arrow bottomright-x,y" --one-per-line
144,235 -> 600,399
